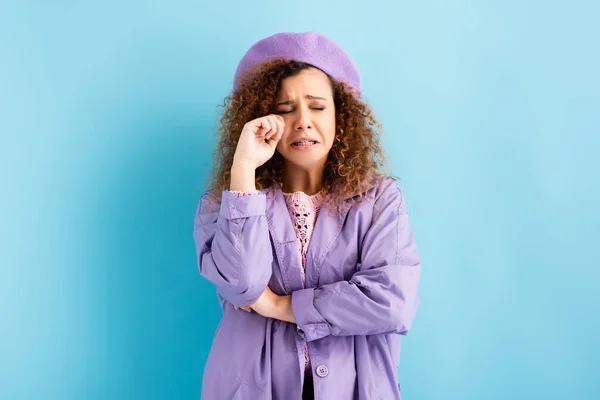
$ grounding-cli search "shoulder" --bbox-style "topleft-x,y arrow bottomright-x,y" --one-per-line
358,176 -> 405,208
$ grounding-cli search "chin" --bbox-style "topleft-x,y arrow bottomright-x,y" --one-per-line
282,151 -> 328,169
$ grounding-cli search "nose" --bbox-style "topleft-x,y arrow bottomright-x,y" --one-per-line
294,106 -> 312,131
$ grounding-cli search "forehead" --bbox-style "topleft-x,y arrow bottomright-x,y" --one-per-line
277,68 -> 333,97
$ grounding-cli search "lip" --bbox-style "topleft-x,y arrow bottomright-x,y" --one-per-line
290,137 -> 319,151
290,137 -> 320,145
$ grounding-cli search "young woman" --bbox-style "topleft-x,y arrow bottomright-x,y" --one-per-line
193,31 -> 421,400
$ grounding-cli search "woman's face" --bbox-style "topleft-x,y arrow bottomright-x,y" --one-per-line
273,67 -> 336,168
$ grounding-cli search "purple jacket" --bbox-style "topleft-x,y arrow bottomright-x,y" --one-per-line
193,177 -> 421,399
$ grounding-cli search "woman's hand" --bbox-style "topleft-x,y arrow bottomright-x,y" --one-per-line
233,286 -> 277,315
232,114 -> 285,170
248,286 -> 281,318
235,286 -> 296,323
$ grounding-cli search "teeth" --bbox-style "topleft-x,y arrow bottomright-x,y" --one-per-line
293,140 -> 316,146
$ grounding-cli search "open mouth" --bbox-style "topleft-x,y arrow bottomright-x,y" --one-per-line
292,140 -> 318,147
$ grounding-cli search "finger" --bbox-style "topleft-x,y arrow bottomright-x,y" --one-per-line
274,116 -> 284,139
267,116 -> 283,141
269,120 -> 284,144
265,116 -> 278,140
258,119 -> 271,137
273,114 -> 285,126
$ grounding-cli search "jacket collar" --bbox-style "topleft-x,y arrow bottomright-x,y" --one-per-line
263,181 -> 354,290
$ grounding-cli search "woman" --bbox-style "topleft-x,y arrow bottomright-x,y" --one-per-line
193,31 -> 421,400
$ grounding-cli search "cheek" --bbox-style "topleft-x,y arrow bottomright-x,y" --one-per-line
275,140 -> 284,153
276,129 -> 291,151
325,118 -> 337,147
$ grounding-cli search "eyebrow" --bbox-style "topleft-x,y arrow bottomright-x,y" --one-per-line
275,95 -> 328,106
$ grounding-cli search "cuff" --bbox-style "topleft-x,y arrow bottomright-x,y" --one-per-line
291,288 -> 331,342
220,190 -> 266,220
217,283 -> 268,309
229,189 -> 262,197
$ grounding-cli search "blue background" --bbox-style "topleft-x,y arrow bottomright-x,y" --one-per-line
1,1 -> 598,399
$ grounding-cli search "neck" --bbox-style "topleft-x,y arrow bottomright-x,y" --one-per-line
282,161 -> 326,195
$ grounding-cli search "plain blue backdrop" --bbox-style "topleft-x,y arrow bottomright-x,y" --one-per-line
1,1 -> 598,399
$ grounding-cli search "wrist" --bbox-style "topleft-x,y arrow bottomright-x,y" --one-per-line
232,155 -> 257,171
275,295 -> 295,323
230,160 -> 257,192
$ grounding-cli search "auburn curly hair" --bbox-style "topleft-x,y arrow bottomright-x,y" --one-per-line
207,59 -> 391,213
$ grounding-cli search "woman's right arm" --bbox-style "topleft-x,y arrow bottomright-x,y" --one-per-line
193,114 -> 284,307
193,186 -> 273,308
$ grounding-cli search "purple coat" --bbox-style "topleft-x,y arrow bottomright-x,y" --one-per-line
193,177 -> 421,399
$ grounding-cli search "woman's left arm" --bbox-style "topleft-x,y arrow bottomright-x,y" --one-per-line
285,181 -> 421,342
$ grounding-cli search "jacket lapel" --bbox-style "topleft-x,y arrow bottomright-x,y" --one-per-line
305,194 -> 353,288
264,184 -> 304,293
265,183 -> 356,291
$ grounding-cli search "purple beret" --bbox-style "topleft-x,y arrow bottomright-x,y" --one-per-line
233,31 -> 361,94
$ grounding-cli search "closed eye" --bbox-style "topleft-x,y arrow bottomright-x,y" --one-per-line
276,108 -> 325,114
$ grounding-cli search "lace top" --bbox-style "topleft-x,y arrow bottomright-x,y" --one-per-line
282,191 -> 325,283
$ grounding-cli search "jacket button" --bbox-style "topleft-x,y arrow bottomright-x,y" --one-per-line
316,365 -> 329,378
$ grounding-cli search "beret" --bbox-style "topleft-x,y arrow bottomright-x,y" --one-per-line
233,31 -> 361,94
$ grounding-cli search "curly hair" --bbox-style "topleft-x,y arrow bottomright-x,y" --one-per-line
207,58 -> 391,213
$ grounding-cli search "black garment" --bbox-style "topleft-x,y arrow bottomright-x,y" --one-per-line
302,372 -> 314,400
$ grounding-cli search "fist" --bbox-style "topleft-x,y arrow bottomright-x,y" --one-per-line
232,114 -> 285,169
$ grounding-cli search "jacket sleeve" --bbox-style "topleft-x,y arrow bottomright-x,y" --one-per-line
193,190 -> 273,307
291,181 -> 421,341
